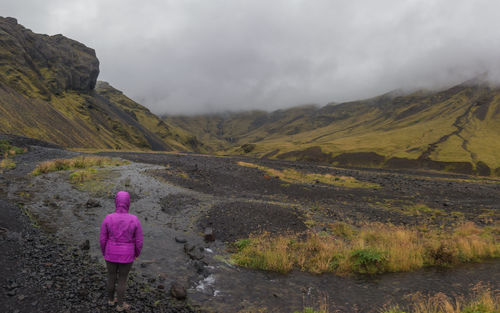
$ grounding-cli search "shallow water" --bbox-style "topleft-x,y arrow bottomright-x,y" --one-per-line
200,258 -> 500,312
13,160 -> 500,312
19,163 -> 211,286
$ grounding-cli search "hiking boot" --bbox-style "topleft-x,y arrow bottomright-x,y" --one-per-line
116,302 -> 130,311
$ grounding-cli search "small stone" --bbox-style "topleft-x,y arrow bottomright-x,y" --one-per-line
184,243 -> 195,253
80,240 -> 90,251
86,199 -> 101,208
204,227 -> 215,242
193,260 -> 209,277
170,282 -> 187,300
175,236 -> 187,244
184,244 -> 204,260
17,294 -> 25,301
158,273 -> 167,282
78,288 -> 88,298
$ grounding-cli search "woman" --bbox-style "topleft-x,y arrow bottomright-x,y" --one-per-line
100,191 -> 143,311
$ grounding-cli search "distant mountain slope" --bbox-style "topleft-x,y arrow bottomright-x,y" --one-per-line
0,17 -> 201,151
166,81 -> 500,176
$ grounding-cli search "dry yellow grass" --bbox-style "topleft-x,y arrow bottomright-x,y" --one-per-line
237,161 -> 380,189
383,284 -> 499,313
32,156 -> 128,176
231,222 -> 500,275
0,158 -> 16,170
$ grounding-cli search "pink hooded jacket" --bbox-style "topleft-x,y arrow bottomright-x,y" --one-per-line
99,191 -> 143,263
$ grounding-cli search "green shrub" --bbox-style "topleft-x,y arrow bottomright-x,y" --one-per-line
11,146 -> 25,155
0,139 -> 10,153
0,140 -> 26,156
234,238 -> 252,251
351,248 -> 387,274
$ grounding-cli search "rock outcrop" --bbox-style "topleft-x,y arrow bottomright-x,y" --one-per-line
0,16 -> 99,98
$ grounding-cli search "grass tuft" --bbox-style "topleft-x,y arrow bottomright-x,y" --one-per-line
329,221 -> 356,239
0,139 -> 26,156
0,140 -> 26,172
231,222 -> 499,275
237,161 -> 380,189
69,168 -> 97,184
382,284 -> 499,313
0,158 -> 16,170
400,204 -> 446,217
32,156 -> 128,176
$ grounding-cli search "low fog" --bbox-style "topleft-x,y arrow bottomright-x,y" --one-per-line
2,0 -> 500,115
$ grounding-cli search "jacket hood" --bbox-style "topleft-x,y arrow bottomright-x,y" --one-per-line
115,191 -> 130,213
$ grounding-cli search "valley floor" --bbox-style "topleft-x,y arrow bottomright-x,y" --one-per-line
1,137 -> 499,312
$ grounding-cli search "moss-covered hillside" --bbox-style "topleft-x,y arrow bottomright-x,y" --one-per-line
166,80 -> 500,176
0,16 -> 201,152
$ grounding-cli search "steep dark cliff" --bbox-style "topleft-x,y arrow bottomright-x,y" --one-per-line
0,17 -> 199,151
0,17 -> 99,98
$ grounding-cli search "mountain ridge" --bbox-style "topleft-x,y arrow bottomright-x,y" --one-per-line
165,81 -> 500,176
1,16 -> 499,176
0,16 -> 201,152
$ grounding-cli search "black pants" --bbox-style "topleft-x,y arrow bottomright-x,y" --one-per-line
106,261 -> 133,305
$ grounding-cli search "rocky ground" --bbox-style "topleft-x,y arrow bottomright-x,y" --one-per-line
0,137 -> 196,313
1,137 -> 499,312
102,151 -> 500,235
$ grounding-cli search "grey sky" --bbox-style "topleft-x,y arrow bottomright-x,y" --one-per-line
2,0 -> 500,114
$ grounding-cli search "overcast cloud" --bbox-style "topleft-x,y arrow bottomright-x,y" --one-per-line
2,0 -> 500,114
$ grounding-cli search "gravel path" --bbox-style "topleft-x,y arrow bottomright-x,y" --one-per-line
0,137 -> 196,313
